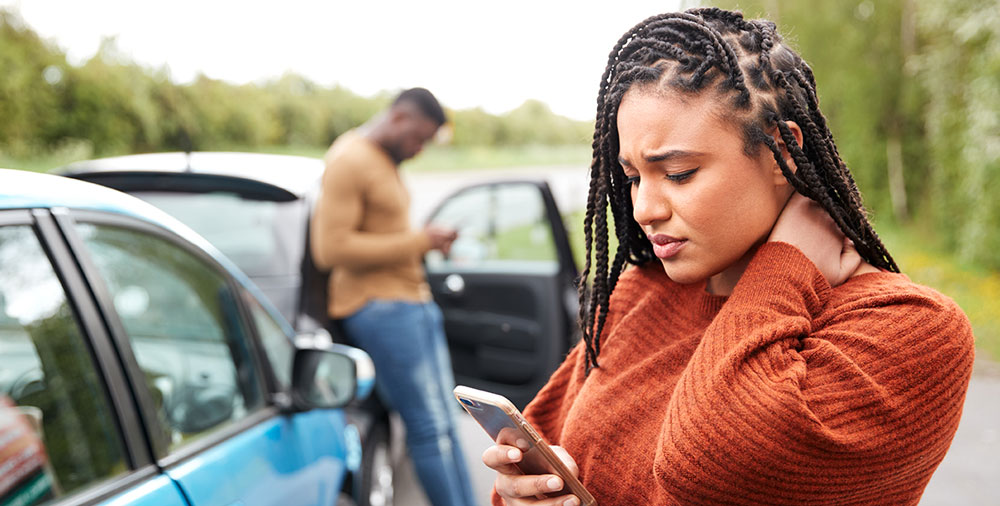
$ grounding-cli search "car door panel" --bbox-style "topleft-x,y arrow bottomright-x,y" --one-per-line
425,181 -> 578,409
57,212 -> 352,505
99,475 -> 189,506
431,271 -> 561,379
165,412 -> 349,506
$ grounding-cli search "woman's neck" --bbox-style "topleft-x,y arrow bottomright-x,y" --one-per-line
705,243 -> 761,296
705,242 -> 886,296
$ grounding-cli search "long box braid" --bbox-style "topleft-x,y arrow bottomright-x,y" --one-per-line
578,7 -> 899,373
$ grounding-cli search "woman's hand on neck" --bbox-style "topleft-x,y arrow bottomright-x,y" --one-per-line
706,193 -> 877,296
768,193 -> 873,287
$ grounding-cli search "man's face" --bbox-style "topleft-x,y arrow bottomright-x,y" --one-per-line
387,104 -> 440,163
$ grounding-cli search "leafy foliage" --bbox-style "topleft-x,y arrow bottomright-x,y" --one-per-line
0,8 -> 592,163
713,0 -> 999,269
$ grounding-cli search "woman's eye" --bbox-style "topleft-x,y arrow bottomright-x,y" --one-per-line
666,168 -> 698,182
626,175 -> 641,186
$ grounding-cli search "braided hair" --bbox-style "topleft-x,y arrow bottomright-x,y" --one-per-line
578,8 -> 899,373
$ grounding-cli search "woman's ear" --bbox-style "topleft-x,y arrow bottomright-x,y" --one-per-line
770,120 -> 803,179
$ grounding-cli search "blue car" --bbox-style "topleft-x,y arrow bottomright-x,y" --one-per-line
64,152 -> 585,506
62,152 -> 581,411
0,168 -> 374,506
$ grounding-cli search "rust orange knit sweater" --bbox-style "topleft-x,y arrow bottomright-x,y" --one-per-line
497,242 -> 974,505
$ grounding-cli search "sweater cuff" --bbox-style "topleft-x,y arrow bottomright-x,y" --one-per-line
728,242 -> 832,318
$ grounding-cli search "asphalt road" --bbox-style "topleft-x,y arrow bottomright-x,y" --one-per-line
920,356 -> 1000,505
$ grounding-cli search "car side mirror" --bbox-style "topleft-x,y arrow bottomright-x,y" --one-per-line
289,336 -> 375,411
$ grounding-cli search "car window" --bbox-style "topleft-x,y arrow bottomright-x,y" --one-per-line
426,183 -> 559,273
0,225 -> 127,503
131,192 -> 307,278
75,223 -> 264,455
244,294 -> 293,389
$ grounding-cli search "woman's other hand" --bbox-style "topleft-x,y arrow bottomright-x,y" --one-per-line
482,437 -> 582,506
768,193 -> 864,287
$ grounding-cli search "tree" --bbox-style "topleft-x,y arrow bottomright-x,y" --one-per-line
913,0 -> 1000,268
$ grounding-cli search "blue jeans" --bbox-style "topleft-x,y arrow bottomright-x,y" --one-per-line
343,300 -> 476,506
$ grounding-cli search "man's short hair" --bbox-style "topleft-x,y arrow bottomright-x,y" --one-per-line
393,88 -> 447,126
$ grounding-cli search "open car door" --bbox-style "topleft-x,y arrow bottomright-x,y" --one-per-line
425,181 -> 579,408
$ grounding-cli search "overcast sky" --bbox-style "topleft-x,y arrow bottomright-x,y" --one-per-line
1,0 -> 690,120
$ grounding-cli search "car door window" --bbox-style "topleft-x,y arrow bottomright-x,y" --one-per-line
244,294 -> 293,389
75,223 -> 264,454
426,183 -> 559,272
0,225 -> 127,503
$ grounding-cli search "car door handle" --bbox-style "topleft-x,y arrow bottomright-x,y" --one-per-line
443,274 -> 465,296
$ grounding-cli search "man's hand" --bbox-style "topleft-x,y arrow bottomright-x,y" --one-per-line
426,225 -> 458,256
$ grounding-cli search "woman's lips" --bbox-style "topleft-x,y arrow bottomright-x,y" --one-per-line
648,234 -> 686,259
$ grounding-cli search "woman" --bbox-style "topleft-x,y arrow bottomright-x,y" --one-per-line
483,8 -> 974,506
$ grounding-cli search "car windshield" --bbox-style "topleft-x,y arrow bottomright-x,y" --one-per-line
132,191 -> 307,278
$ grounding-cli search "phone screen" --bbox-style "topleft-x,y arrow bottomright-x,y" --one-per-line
457,394 -> 569,492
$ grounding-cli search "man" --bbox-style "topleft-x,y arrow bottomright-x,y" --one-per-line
310,88 -> 476,506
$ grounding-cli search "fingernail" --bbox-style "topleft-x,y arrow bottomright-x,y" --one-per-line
547,476 -> 562,491
564,498 -> 580,506
507,449 -> 519,460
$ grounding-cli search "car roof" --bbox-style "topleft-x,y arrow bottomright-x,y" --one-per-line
2,168 -> 188,224
61,152 -> 325,198
1,167 -> 219,253
0,167 -> 297,335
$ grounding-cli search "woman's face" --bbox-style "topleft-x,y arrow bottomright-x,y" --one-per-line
616,87 -> 793,294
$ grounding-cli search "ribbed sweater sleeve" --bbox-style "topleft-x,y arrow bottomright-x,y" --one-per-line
490,344 -> 585,506
653,242 -> 975,504
523,342 -> 584,444
310,152 -> 431,270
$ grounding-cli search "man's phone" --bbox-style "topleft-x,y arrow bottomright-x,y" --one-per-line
453,385 -> 597,505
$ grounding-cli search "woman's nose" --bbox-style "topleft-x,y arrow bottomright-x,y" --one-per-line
632,180 -> 671,226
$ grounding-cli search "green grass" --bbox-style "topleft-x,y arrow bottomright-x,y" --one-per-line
2,143 -> 593,175
877,223 -> 1000,362
253,143 -> 592,173
0,140 -> 97,173
403,144 -> 591,172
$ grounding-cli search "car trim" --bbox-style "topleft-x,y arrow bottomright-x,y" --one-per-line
66,171 -> 299,203
0,209 -> 33,226
60,151 -> 324,198
50,209 -> 172,462
46,464 -> 165,506
31,208 -> 154,469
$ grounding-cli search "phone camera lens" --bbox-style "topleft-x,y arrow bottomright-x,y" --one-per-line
460,398 -> 476,407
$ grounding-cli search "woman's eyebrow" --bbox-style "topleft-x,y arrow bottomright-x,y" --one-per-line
645,149 -> 704,163
618,150 -> 703,167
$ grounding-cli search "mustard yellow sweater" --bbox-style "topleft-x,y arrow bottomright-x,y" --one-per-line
310,131 -> 432,318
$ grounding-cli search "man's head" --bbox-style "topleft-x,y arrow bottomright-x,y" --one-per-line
377,88 -> 447,164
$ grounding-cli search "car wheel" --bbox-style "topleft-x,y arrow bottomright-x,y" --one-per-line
357,421 -> 393,506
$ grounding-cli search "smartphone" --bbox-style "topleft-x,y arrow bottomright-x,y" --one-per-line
453,385 -> 597,505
